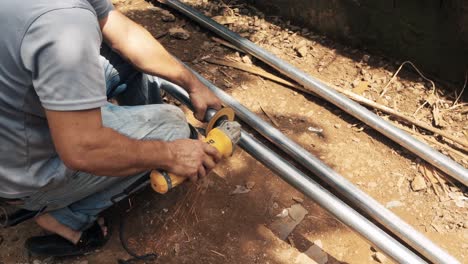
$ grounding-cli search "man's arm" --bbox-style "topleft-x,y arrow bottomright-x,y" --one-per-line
46,109 -> 220,178
21,8 -> 221,179
100,10 -> 221,120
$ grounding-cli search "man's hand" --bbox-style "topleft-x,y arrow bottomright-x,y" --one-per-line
188,81 -> 222,121
166,139 -> 222,181
100,10 -> 222,121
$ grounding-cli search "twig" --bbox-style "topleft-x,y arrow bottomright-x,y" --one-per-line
204,58 -> 468,150
419,164 -> 442,198
453,71 -> 467,106
211,37 -> 245,53
433,170 -> 449,195
210,249 -> 227,258
445,102 -> 467,111
413,100 -> 429,117
258,102 -> 280,127
380,61 -> 436,98
219,69 -> 233,80
205,58 -> 313,96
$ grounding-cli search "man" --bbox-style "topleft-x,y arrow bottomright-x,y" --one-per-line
0,0 -> 222,257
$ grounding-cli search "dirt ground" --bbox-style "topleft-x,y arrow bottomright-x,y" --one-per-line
1,0 -> 467,263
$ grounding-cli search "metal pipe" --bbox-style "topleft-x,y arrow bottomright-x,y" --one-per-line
188,72 -> 460,264
160,65 -> 459,263
160,81 -> 427,264
160,0 -> 468,187
158,2 -> 464,262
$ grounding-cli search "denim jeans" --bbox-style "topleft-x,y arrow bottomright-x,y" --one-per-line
20,46 -> 190,231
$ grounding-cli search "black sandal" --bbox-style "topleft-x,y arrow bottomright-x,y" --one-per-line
25,218 -> 111,257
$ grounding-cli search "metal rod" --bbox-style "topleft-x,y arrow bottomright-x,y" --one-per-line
161,0 -> 468,187
160,81 -> 427,264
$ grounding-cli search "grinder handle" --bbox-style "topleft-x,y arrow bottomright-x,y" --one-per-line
150,128 -> 233,194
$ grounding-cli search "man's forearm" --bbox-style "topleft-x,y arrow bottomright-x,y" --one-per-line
62,126 -> 173,177
102,11 -> 198,92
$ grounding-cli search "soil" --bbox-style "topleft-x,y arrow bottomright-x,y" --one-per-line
1,0 -> 467,264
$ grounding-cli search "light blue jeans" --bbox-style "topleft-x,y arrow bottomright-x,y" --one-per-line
21,46 -> 190,231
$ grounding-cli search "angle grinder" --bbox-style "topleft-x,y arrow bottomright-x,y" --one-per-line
150,107 -> 241,194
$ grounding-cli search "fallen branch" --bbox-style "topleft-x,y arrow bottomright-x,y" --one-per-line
205,58 -> 312,94
211,37 -> 245,53
205,58 -> 468,150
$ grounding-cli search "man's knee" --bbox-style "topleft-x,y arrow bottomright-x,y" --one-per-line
145,104 -> 191,141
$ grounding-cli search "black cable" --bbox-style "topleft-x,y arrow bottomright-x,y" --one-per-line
117,211 -> 158,264
110,176 -> 158,264
112,123 -> 200,263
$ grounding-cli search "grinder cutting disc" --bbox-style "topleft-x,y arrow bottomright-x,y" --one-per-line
206,107 -> 235,133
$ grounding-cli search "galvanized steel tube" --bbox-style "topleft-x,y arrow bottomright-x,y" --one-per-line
160,70 -> 459,263
160,81 -> 427,264
188,71 -> 460,264
160,0 -> 467,187
158,2 -> 464,262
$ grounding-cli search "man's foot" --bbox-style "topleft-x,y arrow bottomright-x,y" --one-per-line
25,219 -> 110,257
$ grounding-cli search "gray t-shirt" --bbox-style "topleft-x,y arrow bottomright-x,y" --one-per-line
0,0 -> 114,198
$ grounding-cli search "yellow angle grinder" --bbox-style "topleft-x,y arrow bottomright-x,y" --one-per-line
150,107 -> 241,194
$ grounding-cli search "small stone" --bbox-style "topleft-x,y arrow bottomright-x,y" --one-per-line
411,175 -> 427,191
246,181 -> 256,189
296,46 -> 308,57
168,27 -> 190,40
276,208 -> 289,218
76,261 -> 89,264
352,79 -> 360,88
33,260 -> 41,264
292,196 -> 304,203
334,124 -> 341,129
362,54 -> 371,62
373,252 -> 387,263
241,55 -> 253,65
464,220 -> 468,229
161,10 -> 175,22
